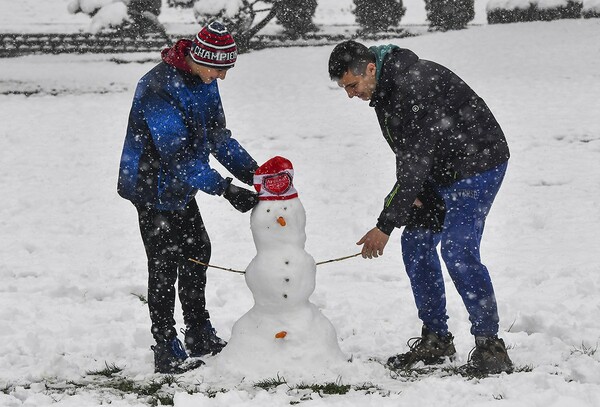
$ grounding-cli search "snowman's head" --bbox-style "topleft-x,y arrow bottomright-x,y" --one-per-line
250,197 -> 307,249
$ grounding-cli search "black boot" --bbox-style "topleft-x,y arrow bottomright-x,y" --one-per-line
152,337 -> 189,374
387,326 -> 456,370
183,320 -> 226,358
460,336 -> 513,376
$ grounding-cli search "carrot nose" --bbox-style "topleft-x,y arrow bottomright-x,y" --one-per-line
277,217 -> 286,226
275,331 -> 287,339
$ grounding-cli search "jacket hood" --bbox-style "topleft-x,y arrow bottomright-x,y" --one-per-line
369,46 -> 420,107
369,45 -> 419,81
369,44 -> 398,81
161,39 -> 193,73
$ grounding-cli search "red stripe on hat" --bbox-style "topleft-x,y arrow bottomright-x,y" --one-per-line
197,34 -> 235,48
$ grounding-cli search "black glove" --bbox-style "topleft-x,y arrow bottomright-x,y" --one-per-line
223,177 -> 259,213
405,186 -> 446,233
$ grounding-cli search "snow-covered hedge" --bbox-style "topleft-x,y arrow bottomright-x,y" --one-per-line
193,0 -> 254,35
582,0 -> 600,17
274,0 -> 318,36
68,0 -> 129,33
353,0 -> 406,32
487,0 -> 592,23
536,0 -> 582,20
194,0 -> 317,37
425,0 -> 474,31
167,0 -> 194,8
67,0 -> 164,34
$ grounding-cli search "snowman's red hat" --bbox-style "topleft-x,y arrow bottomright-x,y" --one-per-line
253,156 -> 298,201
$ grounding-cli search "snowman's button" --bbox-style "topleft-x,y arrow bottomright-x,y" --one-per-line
283,294 -> 288,298
285,261 -> 289,265
284,278 -> 290,282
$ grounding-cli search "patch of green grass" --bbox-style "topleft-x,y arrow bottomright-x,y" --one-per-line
254,374 -> 287,390
294,377 -> 351,395
296,382 -> 346,395
106,378 -> 138,393
101,375 -> 179,406
86,362 -> 124,377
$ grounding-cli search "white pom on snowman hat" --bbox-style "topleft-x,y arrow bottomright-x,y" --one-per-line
253,156 -> 298,201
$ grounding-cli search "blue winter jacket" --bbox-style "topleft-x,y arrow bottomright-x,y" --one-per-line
118,41 -> 257,210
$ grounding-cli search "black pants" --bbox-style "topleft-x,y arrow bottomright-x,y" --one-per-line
136,200 -> 211,342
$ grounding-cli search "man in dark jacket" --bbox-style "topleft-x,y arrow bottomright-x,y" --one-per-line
118,21 -> 259,373
328,40 -> 513,375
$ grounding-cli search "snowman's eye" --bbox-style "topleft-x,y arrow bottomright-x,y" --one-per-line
266,209 -> 270,212
284,207 -> 287,210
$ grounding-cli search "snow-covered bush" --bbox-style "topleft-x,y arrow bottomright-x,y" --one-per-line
486,0 -> 536,23
68,0 -> 117,16
487,0 -> 585,23
273,0 -> 318,36
536,0 -> 582,20
582,0 -> 600,17
425,0 -> 475,30
68,0 -> 165,34
68,0 -> 129,32
194,0 -> 318,38
353,0 -> 406,32
89,2 -> 129,33
193,0 -> 255,35
167,0 -> 194,8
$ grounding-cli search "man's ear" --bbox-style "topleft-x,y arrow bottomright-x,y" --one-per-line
366,62 -> 377,78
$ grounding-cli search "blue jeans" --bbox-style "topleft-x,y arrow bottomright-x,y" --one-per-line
401,162 -> 508,337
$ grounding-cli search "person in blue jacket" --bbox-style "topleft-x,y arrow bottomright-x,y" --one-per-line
328,40 -> 513,376
118,21 -> 259,374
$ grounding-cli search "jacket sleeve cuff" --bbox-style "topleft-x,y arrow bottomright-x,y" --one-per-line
217,177 -> 232,196
376,218 -> 395,236
237,164 -> 258,186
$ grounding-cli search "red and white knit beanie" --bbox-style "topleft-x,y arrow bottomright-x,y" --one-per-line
253,156 -> 299,201
190,21 -> 237,69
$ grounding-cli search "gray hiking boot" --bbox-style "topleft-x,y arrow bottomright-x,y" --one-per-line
386,326 -> 457,369
460,336 -> 514,376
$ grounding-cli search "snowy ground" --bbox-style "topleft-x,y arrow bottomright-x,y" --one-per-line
1,0 -> 600,405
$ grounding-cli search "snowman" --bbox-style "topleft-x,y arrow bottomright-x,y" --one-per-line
214,156 -> 346,375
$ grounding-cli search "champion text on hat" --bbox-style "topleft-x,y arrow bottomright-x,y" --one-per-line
190,21 -> 237,69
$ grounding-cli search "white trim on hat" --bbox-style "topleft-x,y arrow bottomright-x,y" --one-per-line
194,34 -> 236,50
